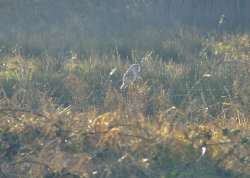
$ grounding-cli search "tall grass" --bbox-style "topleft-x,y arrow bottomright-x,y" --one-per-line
0,30 -> 249,177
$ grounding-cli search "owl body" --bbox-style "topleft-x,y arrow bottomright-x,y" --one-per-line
120,64 -> 140,89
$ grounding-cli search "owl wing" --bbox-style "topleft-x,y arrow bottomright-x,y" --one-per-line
120,69 -> 134,89
120,82 -> 128,90
123,69 -> 135,82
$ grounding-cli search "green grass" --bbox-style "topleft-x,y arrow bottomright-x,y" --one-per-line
0,31 -> 249,177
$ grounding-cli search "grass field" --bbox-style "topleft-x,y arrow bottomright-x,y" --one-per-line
0,29 -> 249,177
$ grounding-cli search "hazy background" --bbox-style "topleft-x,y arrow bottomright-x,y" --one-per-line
0,0 -> 250,57
0,1 -> 250,177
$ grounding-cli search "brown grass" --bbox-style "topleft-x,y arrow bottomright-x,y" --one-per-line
0,32 -> 249,177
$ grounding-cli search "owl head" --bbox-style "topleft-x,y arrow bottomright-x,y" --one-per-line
129,64 -> 140,73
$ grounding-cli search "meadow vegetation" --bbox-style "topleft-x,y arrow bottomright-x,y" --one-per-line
0,28 -> 249,178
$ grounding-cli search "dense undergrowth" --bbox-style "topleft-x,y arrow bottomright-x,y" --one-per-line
0,31 -> 250,177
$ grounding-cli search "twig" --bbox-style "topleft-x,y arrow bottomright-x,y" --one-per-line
117,132 -> 152,142
109,123 -> 151,136
0,167 -> 7,178
9,158 -> 52,170
0,107 -> 50,120
81,130 -> 152,142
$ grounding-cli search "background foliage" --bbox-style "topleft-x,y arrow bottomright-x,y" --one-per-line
0,1 -> 249,177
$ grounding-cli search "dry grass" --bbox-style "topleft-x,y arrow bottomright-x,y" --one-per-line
0,32 -> 249,177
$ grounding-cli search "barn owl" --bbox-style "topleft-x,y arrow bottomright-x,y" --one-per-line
120,64 -> 140,90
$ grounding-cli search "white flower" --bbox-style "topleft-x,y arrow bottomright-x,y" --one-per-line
120,64 -> 140,90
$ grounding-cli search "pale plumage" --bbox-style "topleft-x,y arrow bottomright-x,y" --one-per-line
219,14 -> 226,26
120,64 -> 140,90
